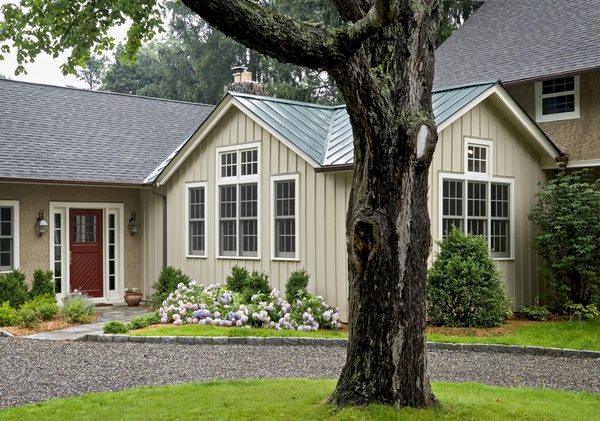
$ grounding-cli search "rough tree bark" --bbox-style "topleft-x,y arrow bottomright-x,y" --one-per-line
182,0 -> 441,408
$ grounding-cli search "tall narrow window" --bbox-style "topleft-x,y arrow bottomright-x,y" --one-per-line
441,179 -> 464,236
490,183 -> 510,257
467,181 -> 487,236
187,183 -> 206,257
273,177 -> 298,259
53,213 -> 63,293
217,144 -> 260,258
0,203 -> 18,272
108,213 -> 117,290
536,75 -> 580,122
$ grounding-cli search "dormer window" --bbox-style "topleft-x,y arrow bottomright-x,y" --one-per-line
535,75 -> 580,122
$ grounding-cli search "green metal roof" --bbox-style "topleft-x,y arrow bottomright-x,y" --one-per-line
230,82 -> 496,167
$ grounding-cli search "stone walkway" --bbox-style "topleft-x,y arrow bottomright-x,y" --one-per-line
23,305 -> 151,341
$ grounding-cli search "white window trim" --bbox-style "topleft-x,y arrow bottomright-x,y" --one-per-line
535,75 -> 580,123
185,181 -> 208,258
0,200 -> 19,273
440,138 -> 515,260
49,202 -> 125,303
271,174 -> 300,261
464,138 -> 493,179
215,142 -> 262,260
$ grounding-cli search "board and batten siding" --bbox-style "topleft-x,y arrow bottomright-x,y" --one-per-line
157,107 -> 352,320
429,97 -> 549,308
140,188 -> 164,295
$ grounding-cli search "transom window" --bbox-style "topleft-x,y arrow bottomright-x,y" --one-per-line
186,182 -> 207,257
217,144 -> 260,258
535,75 -> 580,122
441,139 -> 512,258
272,175 -> 299,259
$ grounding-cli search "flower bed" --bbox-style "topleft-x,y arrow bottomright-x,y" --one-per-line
159,281 -> 340,331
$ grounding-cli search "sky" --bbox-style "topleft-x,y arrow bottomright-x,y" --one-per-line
0,0 -> 128,88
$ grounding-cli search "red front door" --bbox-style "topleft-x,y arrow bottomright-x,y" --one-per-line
70,209 -> 103,297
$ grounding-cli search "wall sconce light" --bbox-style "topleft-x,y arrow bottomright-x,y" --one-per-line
36,210 -> 48,237
128,211 -> 139,236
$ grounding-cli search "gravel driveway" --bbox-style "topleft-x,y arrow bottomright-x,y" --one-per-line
1,337 -> 599,409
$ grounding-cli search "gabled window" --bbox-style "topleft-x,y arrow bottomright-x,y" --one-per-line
535,75 -> 580,122
186,182 -> 207,257
216,144 -> 260,258
271,174 -> 299,260
440,139 -> 513,258
0,201 -> 19,272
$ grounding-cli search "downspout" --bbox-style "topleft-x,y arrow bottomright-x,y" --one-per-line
151,183 -> 168,268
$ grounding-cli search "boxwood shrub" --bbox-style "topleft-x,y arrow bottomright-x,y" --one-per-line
428,227 -> 510,327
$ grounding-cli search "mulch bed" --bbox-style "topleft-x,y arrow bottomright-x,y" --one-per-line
2,320 -> 75,337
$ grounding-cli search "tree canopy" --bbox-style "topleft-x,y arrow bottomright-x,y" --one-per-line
1,0 -> 448,410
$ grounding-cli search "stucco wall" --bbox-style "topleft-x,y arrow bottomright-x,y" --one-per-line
506,70 -> 600,162
0,182 -> 142,292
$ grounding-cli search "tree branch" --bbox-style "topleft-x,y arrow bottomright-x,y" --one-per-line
181,0 -> 397,70
331,0 -> 371,23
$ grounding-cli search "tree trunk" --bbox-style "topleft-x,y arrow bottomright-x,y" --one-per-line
328,9 -> 438,408
181,0 -> 441,409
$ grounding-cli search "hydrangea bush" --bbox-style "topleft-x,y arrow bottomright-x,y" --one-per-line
158,281 -> 340,331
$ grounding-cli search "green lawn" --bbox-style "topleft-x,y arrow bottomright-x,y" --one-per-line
0,379 -> 598,420
427,319 -> 600,351
130,319 -> 600,351
130,324 -> 348,339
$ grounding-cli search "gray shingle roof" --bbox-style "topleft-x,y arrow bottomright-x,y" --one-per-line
0,79 -> 213,184
434,0 -> 600,90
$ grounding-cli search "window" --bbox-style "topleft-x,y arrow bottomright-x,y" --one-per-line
53,213 -> 63,293
535,75 -> 580,122
272,175 -> 299,259
186,182 -> 207,257
440,140 -> 512,258
0,201 -> 18,272
217,144 -> 260,258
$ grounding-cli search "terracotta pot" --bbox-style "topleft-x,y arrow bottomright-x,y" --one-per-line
124,293 -> 143,307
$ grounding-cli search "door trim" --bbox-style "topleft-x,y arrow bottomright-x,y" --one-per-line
49,202 -> 125,303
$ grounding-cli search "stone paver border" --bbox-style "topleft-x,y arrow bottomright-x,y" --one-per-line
79,334 -> 600,359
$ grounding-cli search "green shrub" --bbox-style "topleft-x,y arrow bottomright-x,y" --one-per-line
148,266 -> 191,309
225,266 -> 270,303
62,292 -> 95,323
0,270 -> 29,308
18,307 -> 39,328
103,320 -> 129,334
285,270 -> 310,303
520,305 -> 551,321
529,169 -> 600,308
427,227 -> 511,327
30,269 -> 55,298
20,294 -> 59,321
226,266 -> 250,293
128,313 -> 160,330
0,302 -> 18,326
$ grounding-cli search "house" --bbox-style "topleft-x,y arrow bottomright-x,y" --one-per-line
0,55 -> 564,320
0,79 -> 213,302
434,0 -> 600,168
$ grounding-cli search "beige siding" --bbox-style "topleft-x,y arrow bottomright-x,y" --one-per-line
507,70 -> 600,162
0,182 -> 142,292
140,188 -> 164,295
156,97 -> 552,320
429,98 -> 548,308
160,108 -> 352,319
